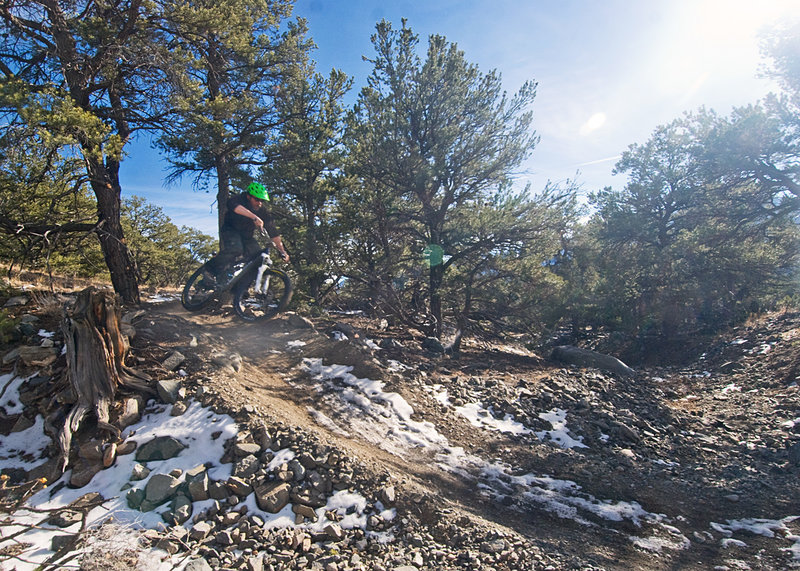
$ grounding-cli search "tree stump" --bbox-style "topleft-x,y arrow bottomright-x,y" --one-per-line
57,287 -> 152,472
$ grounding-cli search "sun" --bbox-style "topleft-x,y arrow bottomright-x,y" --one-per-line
652,0 -> 799,102
580,112 -> 607,137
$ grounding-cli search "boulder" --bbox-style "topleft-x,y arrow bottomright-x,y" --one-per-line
144,473 -> 181,505
549,345 -> 636,378
135,436 -> 185,462
254,481 -> 291,513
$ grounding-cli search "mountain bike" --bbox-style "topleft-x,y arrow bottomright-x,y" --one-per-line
181,243 -> 293,321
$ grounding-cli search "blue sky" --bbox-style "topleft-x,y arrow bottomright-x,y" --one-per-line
119,0 -> 797,235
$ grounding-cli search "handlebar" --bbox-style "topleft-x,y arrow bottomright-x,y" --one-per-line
259,228 -> 290,262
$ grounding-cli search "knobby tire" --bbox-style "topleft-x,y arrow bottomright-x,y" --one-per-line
233,268 -> 293,321
181,265 -> 214,311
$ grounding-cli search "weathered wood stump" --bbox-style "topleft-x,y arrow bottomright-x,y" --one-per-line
57,287 -> 152,472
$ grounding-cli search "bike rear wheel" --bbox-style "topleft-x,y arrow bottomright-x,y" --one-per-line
233,268 -> 293,321
181,265 -> 216,311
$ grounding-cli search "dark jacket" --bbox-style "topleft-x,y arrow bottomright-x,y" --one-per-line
222,192 -> 279,238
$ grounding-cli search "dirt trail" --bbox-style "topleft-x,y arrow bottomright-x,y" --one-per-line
131,299 -> 800,570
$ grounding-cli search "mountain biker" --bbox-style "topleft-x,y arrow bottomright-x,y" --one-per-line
203,182 -> 290,287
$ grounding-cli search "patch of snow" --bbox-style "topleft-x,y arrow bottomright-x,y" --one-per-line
0,373 -> 27,414
0,414 -> 50,469
536,408 -> 587,449
454,402 -> 532,436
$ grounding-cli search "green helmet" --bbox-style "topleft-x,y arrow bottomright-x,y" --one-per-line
247,181 -> 269,201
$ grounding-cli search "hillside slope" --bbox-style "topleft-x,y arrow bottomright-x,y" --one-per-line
1,292 -> 799,570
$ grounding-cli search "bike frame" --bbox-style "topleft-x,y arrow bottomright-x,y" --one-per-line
223,248 -> 274,293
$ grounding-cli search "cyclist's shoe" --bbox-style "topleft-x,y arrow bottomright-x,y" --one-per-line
200,270 -> 217,290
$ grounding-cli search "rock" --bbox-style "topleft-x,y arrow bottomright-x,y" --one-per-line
68,458 -> 103,488
135,436 -> 185,462
379,338 -> 404,350
379,485 -> 396,506
190,521 -> 214,541
167,493 -> 193,524
286,314 -> 315,329
117,440 -> 137,455
4,295 -> 28,307
157,379 -> 184,404
550,345 -> 636,378
3,347 -> 19,365
144,473 -> 181,505
254,481 -> 291,513
131,463 -> 151,481
788,442 -> 800,465
126,488 -> 145,510
245,555 -> 264,571
324,523 -> 344,541
212,353 -> 243,373
292,503 -> 318,522
613,422 -> 641,443
4,345 -> 58,366
10,414 -> 34,433
171,401 -> 189,416
234,442 -> 262,457
50,533 -> 75,552
422,337 -> 445,353
183,559 -> 213,571
48,510 -> 82,528
161,351 -> 185,371
102,443 -> 117,467
118,396 -> 143,429
225,476 -> 252,497
186,466 -> 210,501
233,455 -> 260,479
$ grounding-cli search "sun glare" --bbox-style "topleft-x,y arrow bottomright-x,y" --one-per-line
653,0 -> 798,102
580,112 -> 607,136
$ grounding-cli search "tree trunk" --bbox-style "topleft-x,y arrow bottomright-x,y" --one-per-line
58,287 -> 153,472
429,260 -> 444,338
215,154 -> 231,236
85,156 -> 141,305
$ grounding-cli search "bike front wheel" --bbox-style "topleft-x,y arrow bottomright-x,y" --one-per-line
181,265 -> 215,311
233,268 -> 293,321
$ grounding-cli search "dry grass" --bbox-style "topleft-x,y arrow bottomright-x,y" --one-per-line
74,522 -> 156,571
26,290 -> 73,319
2,267 -> 112,293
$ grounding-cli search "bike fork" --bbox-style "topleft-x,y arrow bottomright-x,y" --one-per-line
254,253 -> 272,294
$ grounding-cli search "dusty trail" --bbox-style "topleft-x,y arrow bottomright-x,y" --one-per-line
127,299 -> 799,569
141,300 -> 661,568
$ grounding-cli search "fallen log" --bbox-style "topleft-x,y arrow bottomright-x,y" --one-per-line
549,345 -> 636,378
57,287 -> 153,473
